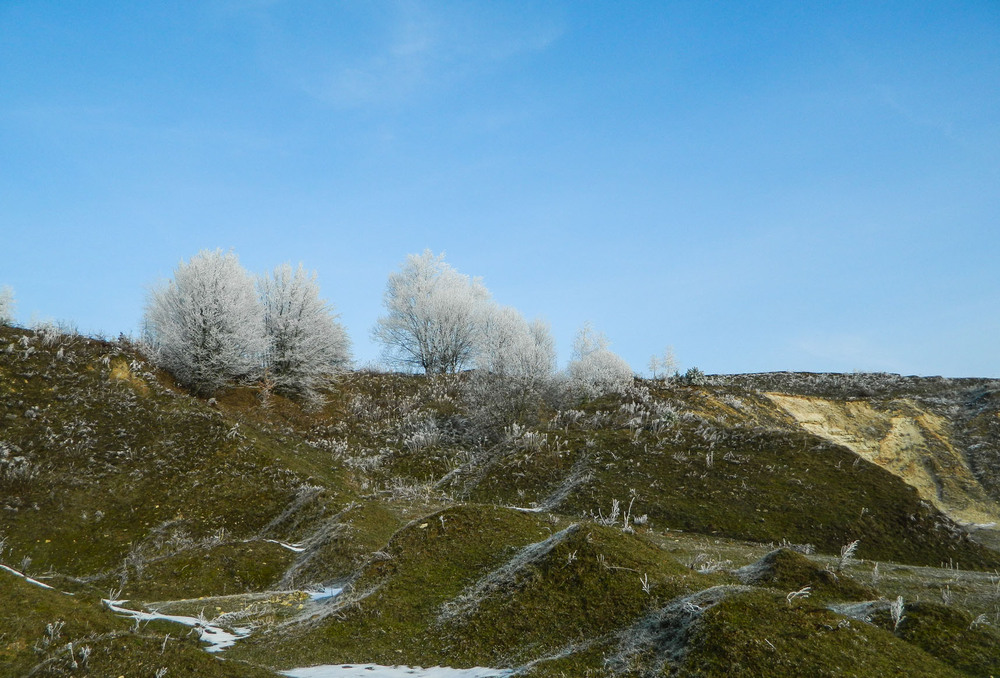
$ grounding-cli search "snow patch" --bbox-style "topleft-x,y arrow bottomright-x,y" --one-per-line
281,665 -> 512,678
0,563 -> 55,590
103,599 -> 250,653
265,539 -> 307,552
308,586 -> 343,601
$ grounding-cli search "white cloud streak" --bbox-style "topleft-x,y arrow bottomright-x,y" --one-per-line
251,1 -> 564,108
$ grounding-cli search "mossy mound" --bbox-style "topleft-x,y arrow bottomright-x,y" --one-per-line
0,326 -> 357,586
0,573 -> 122,677
233,505 -> 716,671
868,601 -> 1000,677
0,570 -> 279,678
677,589 -> 965,678
24,633 -> 281,678
468,417 -> 1000,569
448,518 -> 715,667
98,540 -> 297,601
734,548 -> 877,604
4,326 -> 1000,676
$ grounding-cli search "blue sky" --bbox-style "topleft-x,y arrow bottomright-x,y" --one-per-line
2,1 -> 998,376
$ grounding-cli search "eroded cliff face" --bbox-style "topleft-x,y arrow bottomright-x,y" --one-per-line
765,393 -> 1000,526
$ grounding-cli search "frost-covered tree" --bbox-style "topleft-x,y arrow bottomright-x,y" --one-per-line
258,263 -> 351,400
648,346 -> 678,380
683,366 -> 707,386
465,307 -> 558,432
373,250 -> 491,374
478,306 -> 556,382
144,249 -> 265,396
0,286 -> 15,325
567,323 -> 633,398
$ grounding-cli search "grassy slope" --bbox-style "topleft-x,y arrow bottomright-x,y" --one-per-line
233,504 -> 722,670
465,385 -> 999,569
3,325 -> 1000,676
0,571 -> 280,678
677,590 -> 967,678
0,326 -> 359,600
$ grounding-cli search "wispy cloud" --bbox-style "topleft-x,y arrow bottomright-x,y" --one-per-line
877,86 -> 959,143
255,1 -> 564,108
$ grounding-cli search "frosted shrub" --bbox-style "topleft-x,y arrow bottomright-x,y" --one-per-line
309,437 -> 349,456
403,418 -> 443,452
688,553 -> 732,573
0,286 -> 15,325
477,307 -> 556,383
566,323 -> 633,399
31,318 -> 77,347
720,394 -> 744,409
144,250 -> 265,396
461,373 -> 508,432
464,371 -> 553,435
648,346 -> 677,379
505,423 -> 547,451
344,449 -> 389,473
786,586 -> 812,606
970,613 -> 990,629
890,596 -> 906,631
649,412 -> 677,433
0,442 -> 36,492
837,539 -> 860,572
464,309 -> 557,434
560,409 -> 585,426
258,263 -> 351,400
684,367 -> 707,386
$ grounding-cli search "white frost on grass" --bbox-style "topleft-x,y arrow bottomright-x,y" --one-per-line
439,524 -> 580,622
281,665 -> 512,678
0,563 -> 55,590
103,599 -> 250,653
503,505 -> 544,513
265,539 -> 307,552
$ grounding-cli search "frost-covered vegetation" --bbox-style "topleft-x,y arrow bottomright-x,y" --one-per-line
0,285 -> 14,325
373,250 -> 492,375
3,320 -> 1000,676
372,250 -> 574,388
143,250 -> 350,398
144,249 -> 268,395
566,322 -> 634,398
259,263 -> 351,401
4,254 -> 1000,677
140,249 -> 631,404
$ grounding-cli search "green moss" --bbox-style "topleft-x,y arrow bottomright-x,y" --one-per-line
236,506 -> 725,672
0,574 -> 122,677
0,571 -> 280,678
0,328 -> 358,583
25,632 -> 281,678
470,417 -> 1000,569
872,601 -> 1000,677
109,541 -> 296,601
735,548 -> 878,604
680,590 -> 966,677
4,329 -> 1000,677
279,500 -> 405,585
233,504 -> 561,668
453,522 -> 715,666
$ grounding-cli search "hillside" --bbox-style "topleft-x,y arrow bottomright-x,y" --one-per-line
3,324 -> 1000,677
